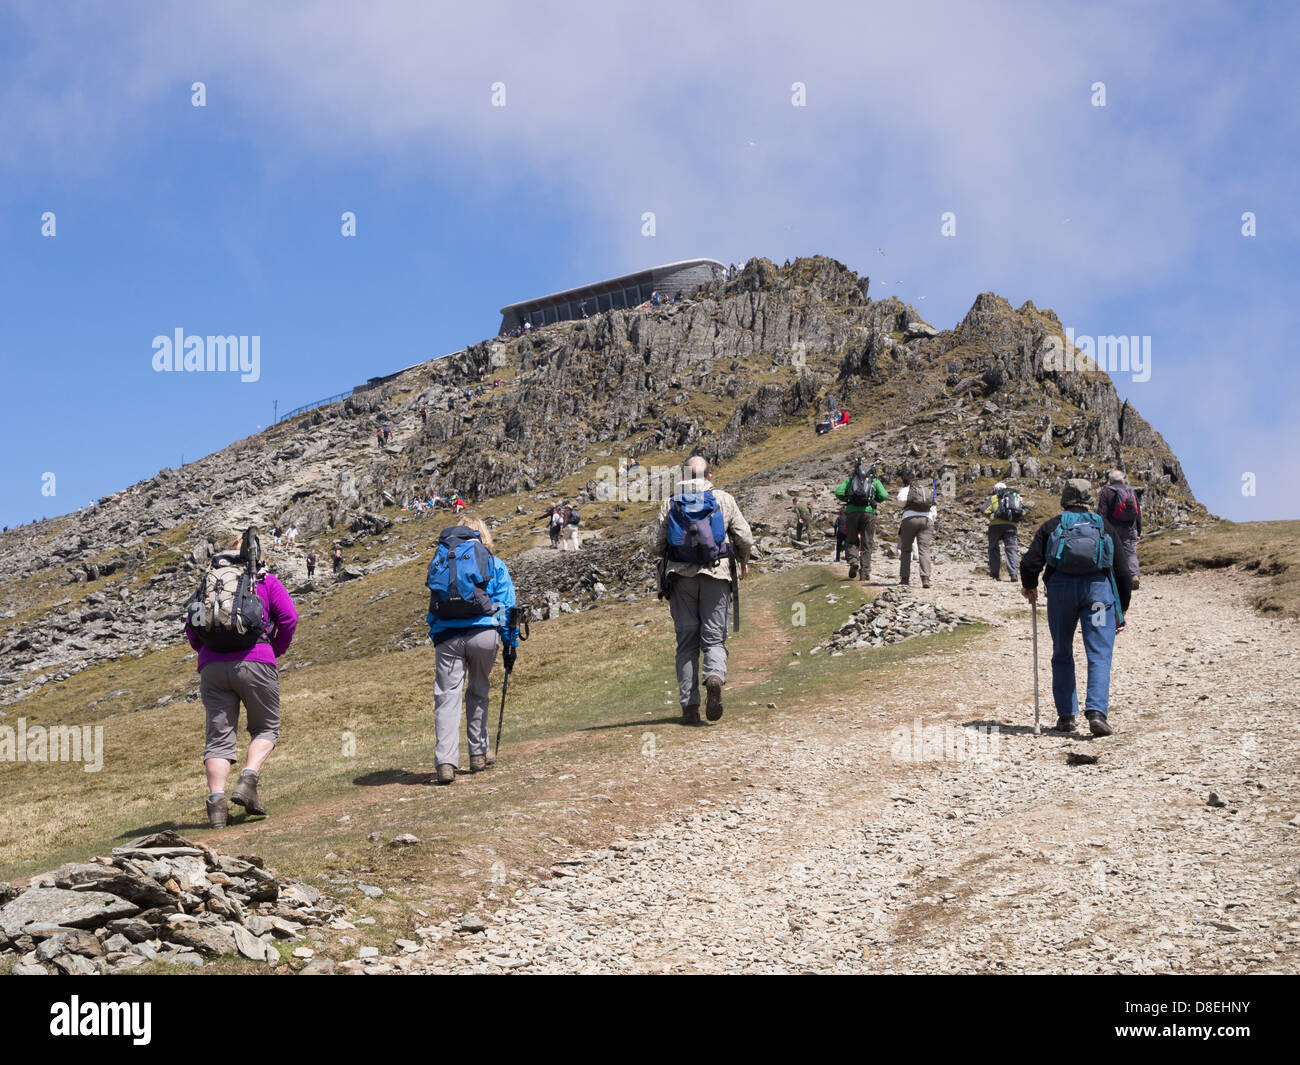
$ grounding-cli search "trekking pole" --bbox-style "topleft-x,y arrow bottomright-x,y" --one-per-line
494,667 -> 510,759
1031,599 -> 1041,736
494,613 -> 528,759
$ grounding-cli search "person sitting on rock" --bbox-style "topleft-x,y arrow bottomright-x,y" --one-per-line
185,531 -> 298,828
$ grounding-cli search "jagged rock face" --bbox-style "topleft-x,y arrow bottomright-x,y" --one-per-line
0,255 -> 1205,705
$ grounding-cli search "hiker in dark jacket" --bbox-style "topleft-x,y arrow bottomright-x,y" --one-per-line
833,460 -> 888,581
185,532 -> 298,827
1098,470 -> 1142,590
1020,479 -> 1122,737
332,547 -> 343,575
426,516 -> 517,784
650,457 -> 754,725
833,506 -> 846,561
305,549 -> 316,578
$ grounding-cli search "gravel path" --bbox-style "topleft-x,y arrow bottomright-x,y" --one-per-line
393,566 -> 1299,974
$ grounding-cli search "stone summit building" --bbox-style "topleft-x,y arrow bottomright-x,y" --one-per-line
498,258 -> 726,334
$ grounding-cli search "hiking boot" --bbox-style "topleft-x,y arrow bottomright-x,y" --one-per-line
469,753 -> 490,772
847,564 -> 859,580
1131,576 -> 1140,590
436,763 -> 456,785
1053,715 -> 1076,733
921,581 -> 931,589
681,704 -> 701,726
230,771 -> 267,816
1086,711 -> 1114,737
206,795 -> 229,828
704,675 -> 724,721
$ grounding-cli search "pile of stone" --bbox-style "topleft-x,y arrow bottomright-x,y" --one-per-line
821,588 -> 978,654
0,831 -> 344,975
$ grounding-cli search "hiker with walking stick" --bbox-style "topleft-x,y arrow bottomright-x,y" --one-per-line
650,456 -> 753,726
1019,479 -> 1122,737
425,515 -> 517,784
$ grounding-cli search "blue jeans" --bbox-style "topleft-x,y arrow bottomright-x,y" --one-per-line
1045,572 -> 1116,718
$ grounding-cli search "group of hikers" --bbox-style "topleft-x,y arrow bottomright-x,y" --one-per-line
544,502 -> 582,550
184,451 -> 1141,827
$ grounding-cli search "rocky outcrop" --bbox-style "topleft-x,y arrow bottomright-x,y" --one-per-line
0,255 -> 1206,705
0,831 -> 345,974
820,588 -> 980,654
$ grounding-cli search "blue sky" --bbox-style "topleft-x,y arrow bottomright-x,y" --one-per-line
1,0 -> 1296,527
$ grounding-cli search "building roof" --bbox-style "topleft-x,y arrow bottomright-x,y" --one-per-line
499,258 -> 726,315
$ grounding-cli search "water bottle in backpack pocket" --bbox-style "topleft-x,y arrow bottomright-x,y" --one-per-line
427,527 -> 495,619
666,492 -> 732,565
1046,512 -> 1114,574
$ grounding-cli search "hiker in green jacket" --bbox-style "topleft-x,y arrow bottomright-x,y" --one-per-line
833,460 -> 888,581
791,493 -> 811,543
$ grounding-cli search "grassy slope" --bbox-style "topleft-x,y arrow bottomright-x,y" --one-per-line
1,562 -> 989,970
1140,520 -> 1300,618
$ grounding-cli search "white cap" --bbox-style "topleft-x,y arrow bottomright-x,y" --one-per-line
994,482 -> 1007,491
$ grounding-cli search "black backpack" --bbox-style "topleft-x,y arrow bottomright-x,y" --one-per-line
848,468 -> 871,507
186,528 -> 268,652
994,487 -> 1025,522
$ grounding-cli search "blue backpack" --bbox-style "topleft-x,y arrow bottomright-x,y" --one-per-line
666,491 -> 732,565
426,526 -> 495,620
1046,512 -> 1114,574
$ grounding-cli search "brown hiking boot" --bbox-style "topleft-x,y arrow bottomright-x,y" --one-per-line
847,564 -> 859,579
681,704 -> 701,725
704,675 -> 724,721
470,753 -> 490,772
206,795 -> 229,828
436,763 -> 456,785
230,772 -> 267,816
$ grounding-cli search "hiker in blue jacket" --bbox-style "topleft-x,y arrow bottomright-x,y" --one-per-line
426,516 -> 518,784
1020,479 -> 1123,737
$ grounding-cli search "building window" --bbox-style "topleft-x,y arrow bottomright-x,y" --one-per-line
610,289 -> 625,310
597,293 -> 612,312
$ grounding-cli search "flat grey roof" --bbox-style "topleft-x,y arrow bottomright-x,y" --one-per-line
499,258 -> 726,314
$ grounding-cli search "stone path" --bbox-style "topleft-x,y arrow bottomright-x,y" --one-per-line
393,565 -> 1298,974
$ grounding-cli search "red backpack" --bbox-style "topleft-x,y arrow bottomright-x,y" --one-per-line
1108,486 -> 1138,524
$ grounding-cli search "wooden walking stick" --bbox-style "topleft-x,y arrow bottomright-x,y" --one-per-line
1031,599 -> 1041,736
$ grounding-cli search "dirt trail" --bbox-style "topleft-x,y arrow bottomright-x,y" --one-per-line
403,563 -> 1300,973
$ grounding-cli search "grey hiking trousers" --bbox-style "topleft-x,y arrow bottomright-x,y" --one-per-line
669,574 -> 731,710
434,627 -> 499,769
201,659 -> 281,763
987,524 -> 1020,579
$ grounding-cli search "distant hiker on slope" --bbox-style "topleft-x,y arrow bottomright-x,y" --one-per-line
560,504 -> 582,552
984,481 -> 1027,581
897,472 -> 937,588
1020,479 -> 1123,737
791,493 -> 811,543
834,460 -> 887,582
547,503 -> 562,549
425,516 -> 518,785
184,529 -> 298,827
1099,469 -> 1142,596
651,456 -> 753,725
305,549 -> 316,579
332,547 -> 343,576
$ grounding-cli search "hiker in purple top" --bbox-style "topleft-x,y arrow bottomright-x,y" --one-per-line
184,530 -> 298,828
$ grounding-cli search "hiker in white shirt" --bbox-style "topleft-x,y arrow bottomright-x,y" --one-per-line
897,473 -> 937,588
